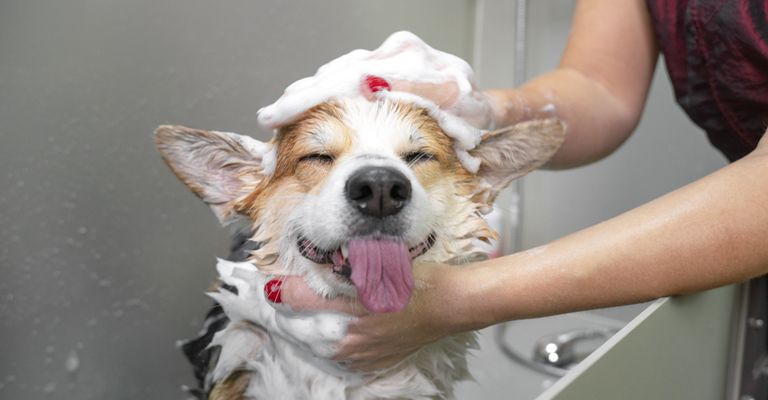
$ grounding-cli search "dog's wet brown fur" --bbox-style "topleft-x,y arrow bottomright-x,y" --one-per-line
209,370 -> 251,400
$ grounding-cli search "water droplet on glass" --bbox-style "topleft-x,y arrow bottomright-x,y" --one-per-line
43,381 -> 56,394
64,350 -> 79,373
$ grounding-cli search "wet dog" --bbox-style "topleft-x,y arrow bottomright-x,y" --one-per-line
155,98 -> 564,399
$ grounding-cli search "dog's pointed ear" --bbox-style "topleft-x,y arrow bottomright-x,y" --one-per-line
469,118 -> 566,207
154,125 -> 273,224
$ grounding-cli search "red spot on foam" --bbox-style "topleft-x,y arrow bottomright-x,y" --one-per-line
264,279 -> 283,303
363,75 -> 391,93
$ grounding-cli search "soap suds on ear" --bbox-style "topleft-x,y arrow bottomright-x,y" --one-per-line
257,31 -> 491,172
261,147 -> 277,176
213,130 -> 277,176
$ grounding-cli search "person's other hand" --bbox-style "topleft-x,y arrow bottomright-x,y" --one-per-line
360,75 -> 500,131
266,263 -> 462,371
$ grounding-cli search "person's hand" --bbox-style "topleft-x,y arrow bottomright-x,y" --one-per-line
359,75 -> 500,132
267,263 -> 465,371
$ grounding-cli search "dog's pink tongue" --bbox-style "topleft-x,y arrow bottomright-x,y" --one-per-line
348,237 -> 414,313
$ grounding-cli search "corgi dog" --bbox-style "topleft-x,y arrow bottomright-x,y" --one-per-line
155,98 -> 564,399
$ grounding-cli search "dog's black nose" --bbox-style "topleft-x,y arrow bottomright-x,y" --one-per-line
345,166 -> 411,218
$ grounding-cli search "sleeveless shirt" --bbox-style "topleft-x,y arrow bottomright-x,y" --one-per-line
646,0 -> 768,161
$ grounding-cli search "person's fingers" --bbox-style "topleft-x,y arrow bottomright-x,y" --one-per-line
333,331 -> 418,365
359,75 -> 461,109
265,275 -> 367,315
332,333 -> 371,361
360,75 -> 392,101
348,351 -> 414,372
392,79 -> 460,109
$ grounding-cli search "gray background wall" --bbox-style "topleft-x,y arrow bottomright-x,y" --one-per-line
0,0 -> 731,399
0,2 -> 473,399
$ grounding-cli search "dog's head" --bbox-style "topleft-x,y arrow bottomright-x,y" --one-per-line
156,98 -> 564,312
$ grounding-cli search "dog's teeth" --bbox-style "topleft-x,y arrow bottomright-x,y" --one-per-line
341,243 -> 349,259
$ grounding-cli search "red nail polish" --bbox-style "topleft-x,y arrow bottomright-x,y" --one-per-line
264,279 -> 283,303
363,75 -> 391,93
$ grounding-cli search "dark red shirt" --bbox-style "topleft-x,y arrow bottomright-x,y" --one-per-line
647,0 -> 768,161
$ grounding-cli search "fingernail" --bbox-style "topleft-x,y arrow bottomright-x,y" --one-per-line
363,75 -> 391,93
264,279 -> 283,303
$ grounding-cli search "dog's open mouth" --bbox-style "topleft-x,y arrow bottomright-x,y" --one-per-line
297,233 -> 436,313
296,234 -> 436,271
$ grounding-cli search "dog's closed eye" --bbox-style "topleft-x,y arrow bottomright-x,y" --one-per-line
299,153 -> 335,164
402,151 -> 436,165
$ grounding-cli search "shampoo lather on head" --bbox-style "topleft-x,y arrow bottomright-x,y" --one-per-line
257,31 -> 495,173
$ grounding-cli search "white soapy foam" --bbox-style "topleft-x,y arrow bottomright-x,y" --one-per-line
257,31 -> 492,173
539,103 -> 556,113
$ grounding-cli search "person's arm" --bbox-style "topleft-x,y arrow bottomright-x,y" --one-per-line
454,134 -> 768,324
379,0 -> 657,169
487,0 -> 658,168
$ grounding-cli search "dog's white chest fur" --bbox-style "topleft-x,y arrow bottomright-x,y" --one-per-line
209,259 -> 476,400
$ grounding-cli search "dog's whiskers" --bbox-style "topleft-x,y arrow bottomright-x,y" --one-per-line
406,152 -> 428,168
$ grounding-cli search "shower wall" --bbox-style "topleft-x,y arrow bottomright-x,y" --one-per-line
0,2 -> 474,399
